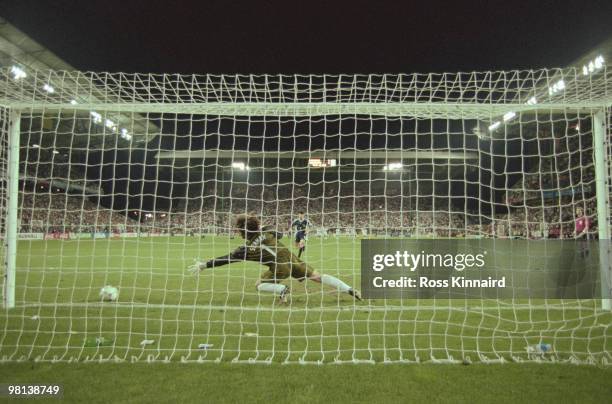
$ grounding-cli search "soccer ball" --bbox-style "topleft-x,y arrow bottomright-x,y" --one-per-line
99,285 -> 119,302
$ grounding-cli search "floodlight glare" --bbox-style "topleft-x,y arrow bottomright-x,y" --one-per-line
548,80 -> 565,96
42,84 -> 55,93
383,162 -> 403,171
231,162 -> 250,171
90,111 -> 102,124
488,121 -> 501,131
120,128 -> 132,141
10,66 -> 26,80
503,111 -> 516,122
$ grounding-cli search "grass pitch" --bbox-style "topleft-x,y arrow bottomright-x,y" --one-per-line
1,236 -> 610,364
0,362 -> 611,403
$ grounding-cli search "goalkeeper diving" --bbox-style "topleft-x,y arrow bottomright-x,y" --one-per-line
188,214 -> 361,303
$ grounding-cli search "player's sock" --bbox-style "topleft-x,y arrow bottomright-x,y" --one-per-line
320,274 -> 351,293
257,283 -> 287,295
298,247 -> 304,258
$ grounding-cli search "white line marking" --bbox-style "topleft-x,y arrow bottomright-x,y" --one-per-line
10,302 -> 598,313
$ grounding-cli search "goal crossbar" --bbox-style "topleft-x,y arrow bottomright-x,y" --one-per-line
0,102 -> 609,119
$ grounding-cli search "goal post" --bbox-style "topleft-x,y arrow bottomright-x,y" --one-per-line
0,67 -> 611,364
593,110 -> 611,310
2,109 -> 20,309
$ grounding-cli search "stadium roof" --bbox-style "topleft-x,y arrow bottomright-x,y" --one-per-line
0,17 -> 158,146
483,36 -> 612,138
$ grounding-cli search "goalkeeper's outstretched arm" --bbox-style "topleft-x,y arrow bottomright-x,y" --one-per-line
188,246 -> 247,274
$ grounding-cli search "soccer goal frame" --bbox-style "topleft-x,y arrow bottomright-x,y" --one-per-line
0,68 -> 611,365
2,69 -> 611,311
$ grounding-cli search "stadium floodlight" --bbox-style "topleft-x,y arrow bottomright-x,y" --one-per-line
503,111 -> 516,122
70,99 -> 78,105
120,128 -> 132,141
10,65 -> 26,80
52,150 -> 59,154
104,118 -> 116,130
232,162 -> 250,170
42,84 -> 55,93
548,79 -> 565,96
90,111 -> 102,124
583,55 -> 605,74
308,158 -> 337,168
383,162 -> 403,171
488,121 -> 501,131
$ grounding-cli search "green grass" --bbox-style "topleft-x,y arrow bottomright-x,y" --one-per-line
0,362 -> 611,403
1,236 -> 610,365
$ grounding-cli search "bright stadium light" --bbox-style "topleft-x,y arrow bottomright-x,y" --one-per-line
104,119 -> 116,130
548,79 -> 565,96
10,65 -> 26,80
90,111 -> 102,124
383,162 -> 403,171
120,128 -> 132,141
70,99 -> 78,105
232,162 -> 250,171
488,121 -> 501,131
526,96 -> 537,105
42,84 -> 55,93
503,111 -> 516,122
308,158 -> 337,168
52,150 -> 59,154
583,55 -> 605,74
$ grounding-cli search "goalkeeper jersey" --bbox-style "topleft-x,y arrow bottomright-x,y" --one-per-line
206,228 -> 292,269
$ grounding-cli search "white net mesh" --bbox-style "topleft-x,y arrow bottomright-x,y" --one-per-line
0,67 -> 610,364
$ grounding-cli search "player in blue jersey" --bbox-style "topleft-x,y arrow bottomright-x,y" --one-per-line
292,211 -> 308,258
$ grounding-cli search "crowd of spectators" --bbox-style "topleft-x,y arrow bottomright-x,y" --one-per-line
506,127 -> 595,205
19,193 -> 138,234
17,185 -> 597,240
18,124 -> 598,239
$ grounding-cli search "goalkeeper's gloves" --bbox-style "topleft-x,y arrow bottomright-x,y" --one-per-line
187,259 -> 208,275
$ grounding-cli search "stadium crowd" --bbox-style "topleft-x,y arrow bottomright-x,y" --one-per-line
19,193 -> 137,234
18,187 -> 597,239
18,124 -> 598,239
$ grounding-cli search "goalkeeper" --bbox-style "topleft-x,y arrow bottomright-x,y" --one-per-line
188,214 -> 361,303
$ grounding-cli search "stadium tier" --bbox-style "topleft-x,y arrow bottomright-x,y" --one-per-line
0,68 -> 610,365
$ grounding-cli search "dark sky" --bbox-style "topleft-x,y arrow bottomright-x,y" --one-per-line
4,0 -> 610,214
1,0 -> 611,74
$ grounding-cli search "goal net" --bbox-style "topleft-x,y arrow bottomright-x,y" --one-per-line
0,67 -> 610,364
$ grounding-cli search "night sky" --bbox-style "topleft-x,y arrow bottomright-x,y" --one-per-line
2,0 -> 611,214
1,0 -> 611,73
